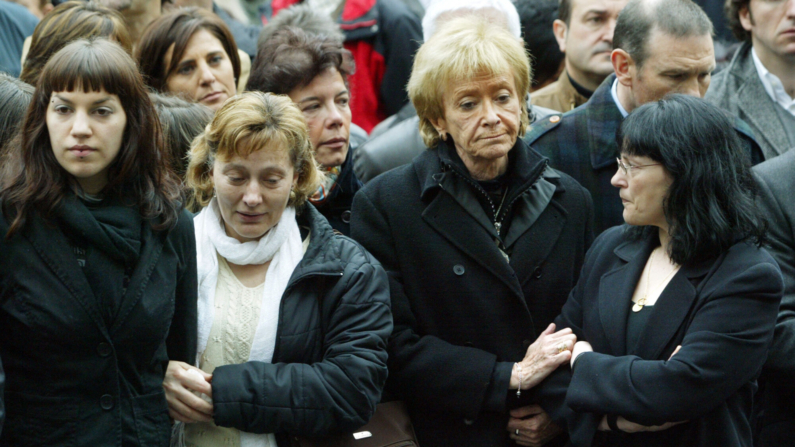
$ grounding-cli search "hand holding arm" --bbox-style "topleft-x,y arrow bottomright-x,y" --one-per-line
163,361 -> 213,423
510,323 -> 576,391
507,405 -> 563,447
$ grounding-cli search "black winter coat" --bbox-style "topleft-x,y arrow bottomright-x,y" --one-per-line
350,140 -> 594,446
210,204 -> 393,446
535,226 -> 782,447
0,206 -> 197,446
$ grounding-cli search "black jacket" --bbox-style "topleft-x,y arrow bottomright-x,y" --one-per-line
210,204 -> 392,446
0,206 -> 197,446
351,139 -> 594,446
535,226 -> 782,447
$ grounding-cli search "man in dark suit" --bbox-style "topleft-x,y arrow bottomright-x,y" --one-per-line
705,0 -> 795,160
527,0 -> 763,235
752,150 -> 795,445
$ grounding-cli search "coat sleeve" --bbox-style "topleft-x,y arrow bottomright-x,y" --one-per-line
566,260 -> 782,426
166,210 -> 198,364
754,171 -> 795,388
350,188 -> 513,420
210,258 -> 392,436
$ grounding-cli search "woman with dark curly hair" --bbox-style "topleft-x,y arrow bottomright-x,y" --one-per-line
0,38 -> 196,446
535,94 -> 783,447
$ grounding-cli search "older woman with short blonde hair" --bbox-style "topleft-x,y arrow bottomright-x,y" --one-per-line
166,92 -> 392,447
351,16 -> 594,447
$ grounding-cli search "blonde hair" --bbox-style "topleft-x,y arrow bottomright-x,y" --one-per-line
186,92 -> 321,210
408,15 -> 532,149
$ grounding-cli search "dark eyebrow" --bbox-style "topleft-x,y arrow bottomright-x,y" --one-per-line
583,8 -> 608,16
297,96 -> 320,104
53,94 -> 111,105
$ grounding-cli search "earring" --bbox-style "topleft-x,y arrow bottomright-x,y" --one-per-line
439,131 -> 447,142
289,188 -> 296,202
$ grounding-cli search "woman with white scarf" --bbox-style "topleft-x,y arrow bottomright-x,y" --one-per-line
163,92 -> 392,447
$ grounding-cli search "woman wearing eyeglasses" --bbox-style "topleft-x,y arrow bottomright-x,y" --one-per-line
534,94 -> 783,447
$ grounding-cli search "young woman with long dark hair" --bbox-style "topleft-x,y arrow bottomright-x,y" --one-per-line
0,38 -> 197,446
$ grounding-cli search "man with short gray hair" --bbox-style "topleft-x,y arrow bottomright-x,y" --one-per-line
526,0 -> 762,235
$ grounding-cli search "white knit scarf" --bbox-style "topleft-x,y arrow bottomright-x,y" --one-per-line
193,198 -> 303,447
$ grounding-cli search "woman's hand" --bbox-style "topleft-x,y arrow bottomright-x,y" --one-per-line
507,405 -> 562,446
511,323 -> 577,390
163,361 -> 214,423
570,341 -> 593,368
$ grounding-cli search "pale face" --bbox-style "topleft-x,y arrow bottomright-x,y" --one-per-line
626,29 -> 715,109
741,0 -> 795,62
47,88 -> 127,195
288,68 -> 351,168
610,153 -> 673,230
212,145 -> 298,243
432,73 -> 522,175
556,0 -> 628,88
165,29 -> 236,111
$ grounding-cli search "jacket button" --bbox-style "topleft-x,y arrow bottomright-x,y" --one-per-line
464,418 -> 474,425
533,267 -> 543,279
100,394 -> 114,410
97,342 -> 112,357
341,210 -> 352,223
453,264 -> 465,276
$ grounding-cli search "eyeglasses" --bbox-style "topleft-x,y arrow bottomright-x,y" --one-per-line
616,158 -> 661,177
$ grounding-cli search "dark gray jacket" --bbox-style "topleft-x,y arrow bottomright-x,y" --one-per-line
753,149 -> 795,445
706,41 -> 794,160
211,204 -> 392,446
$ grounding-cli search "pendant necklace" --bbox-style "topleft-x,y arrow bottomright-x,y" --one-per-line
633,247 -> 680,312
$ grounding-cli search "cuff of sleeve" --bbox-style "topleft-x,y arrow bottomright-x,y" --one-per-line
483,361 -> 514,413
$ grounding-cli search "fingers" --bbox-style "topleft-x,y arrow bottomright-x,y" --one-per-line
669,345 -> 682,360
166,391 -> 214,423
541,323 -> 556,336
509,404 -> 544,418
507,413 -> 560,447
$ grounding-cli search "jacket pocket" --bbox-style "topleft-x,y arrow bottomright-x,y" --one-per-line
132,390 -> 171,447
2,391 -> 76,447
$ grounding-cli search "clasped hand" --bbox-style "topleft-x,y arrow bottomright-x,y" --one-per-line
163,360 -> 214,423
510,323 -> 576,390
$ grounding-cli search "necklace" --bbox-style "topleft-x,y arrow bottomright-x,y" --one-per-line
633,247 -> 680,312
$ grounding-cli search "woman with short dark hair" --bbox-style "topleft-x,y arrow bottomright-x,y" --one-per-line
136,8 -> 240,111
0,38 -> 197,446
535,94 -> 782,447
247,27 -> 361,235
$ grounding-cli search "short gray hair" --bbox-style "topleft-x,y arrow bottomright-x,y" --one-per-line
257,3 -> 344,49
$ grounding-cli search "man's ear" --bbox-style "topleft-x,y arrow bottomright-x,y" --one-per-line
738,5 -> 753,32
553,19 -> 568,53
612,49 -> 634,87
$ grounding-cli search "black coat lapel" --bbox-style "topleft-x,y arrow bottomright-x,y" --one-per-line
110,224 -> 165,334
24,216 -> 110,337
422,191 -> 524,299
598,236 -> 655,355
633,256 -> 715,359
511,199 -> 566,288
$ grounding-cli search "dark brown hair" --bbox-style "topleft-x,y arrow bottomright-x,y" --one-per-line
1,38 -> 182,237
20,1 -> 132,85
558,0 -> 572,25
247,27 -> 354,94
135,7 -> 241,92
725,0 -> 751,41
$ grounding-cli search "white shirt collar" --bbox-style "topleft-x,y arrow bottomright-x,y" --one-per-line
751,48 -> 795,115
611,78 -> 630,118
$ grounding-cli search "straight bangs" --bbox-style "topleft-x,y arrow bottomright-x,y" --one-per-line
38,40 -> 139,99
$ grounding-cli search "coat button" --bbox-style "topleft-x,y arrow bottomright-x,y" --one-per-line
464,418 -> 474,425
100,394 -> 114,410
341,210 -> 352,223
549,115 -> 560,123
453,264 -> 465,276
97,342 -> 112,357
533,267 -> 543,279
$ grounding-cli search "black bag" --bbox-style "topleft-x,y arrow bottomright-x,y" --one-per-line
291,401 -> 419,447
